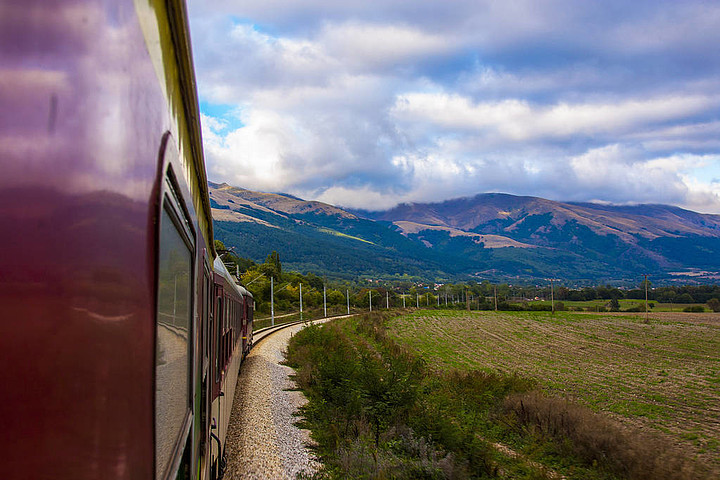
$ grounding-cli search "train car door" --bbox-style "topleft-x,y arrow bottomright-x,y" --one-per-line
155,161 -> 196,480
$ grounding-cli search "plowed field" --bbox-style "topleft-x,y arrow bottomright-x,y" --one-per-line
389,310 -> 720,470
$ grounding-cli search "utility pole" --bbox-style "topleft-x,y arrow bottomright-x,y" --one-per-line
271,276 -> 274,327
386,291 -> 389,309
299,283 -> 303,322
644,274 -> 649,324
323,284 -> 327,318
347,289 -> 350,315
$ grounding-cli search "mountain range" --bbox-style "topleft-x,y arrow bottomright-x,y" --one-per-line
209,182 -> 720,285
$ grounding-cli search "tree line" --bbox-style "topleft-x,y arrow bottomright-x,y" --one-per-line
215,242 -> 720,314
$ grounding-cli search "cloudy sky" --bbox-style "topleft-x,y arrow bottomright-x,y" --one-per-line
187,0 -> 720,213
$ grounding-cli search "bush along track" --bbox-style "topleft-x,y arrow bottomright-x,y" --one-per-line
285,313 -> 711,480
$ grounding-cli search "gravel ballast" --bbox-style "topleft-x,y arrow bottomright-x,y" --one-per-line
223,323 -> 321,479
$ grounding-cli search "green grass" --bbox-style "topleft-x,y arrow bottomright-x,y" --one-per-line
288,313 -> 713,479
387,310 -> 720,472
317,227 -> 376,244
521,298 -> 709,312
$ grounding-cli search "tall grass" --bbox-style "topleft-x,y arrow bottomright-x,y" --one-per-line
287,313 -> 710,479
504,392 -> 709,480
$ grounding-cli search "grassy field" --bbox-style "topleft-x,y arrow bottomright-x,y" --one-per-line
388,310 -> 720,470
520,298 -> 711,312
510,298 -> 711,313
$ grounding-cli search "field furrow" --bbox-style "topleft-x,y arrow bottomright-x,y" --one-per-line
388,310 -> 720,471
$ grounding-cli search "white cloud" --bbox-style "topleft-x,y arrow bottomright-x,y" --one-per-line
315,185 -> 403,211
569,147 -> 720,211
188,1 -> 720,214
392,92 -> 719,141
318,22 -> 454,70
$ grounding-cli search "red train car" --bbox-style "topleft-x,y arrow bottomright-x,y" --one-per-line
0,1 -> 252,479
207,258 -> 254,478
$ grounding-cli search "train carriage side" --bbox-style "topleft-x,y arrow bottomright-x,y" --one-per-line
0,1 -> 219,480
237,285 -> 254,357
208,258 -> 248,478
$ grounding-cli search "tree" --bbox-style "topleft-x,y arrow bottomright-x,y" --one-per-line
261,250 -> 282,280
305,273 -> 324,291
327,290 -> 345,305
609,297 -> 620,312
708,298 -> 720,313
677,293 -> 695,304
267,250 -> 281,275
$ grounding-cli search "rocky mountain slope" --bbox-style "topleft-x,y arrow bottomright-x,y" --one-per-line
210,183 -> 720,284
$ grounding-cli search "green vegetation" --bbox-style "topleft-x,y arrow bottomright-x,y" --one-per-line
210,185 -> 720,284
211,246 -> 720,318
287,313 -> 712,479
214,241 -> 430,316
388,310 -> 720,475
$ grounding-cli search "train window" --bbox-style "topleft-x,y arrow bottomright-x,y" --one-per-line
155,202 -> 193,480
225,296 -> 230,331
215,296 -> 222,382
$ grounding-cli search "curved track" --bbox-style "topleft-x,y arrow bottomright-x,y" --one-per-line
224,314 -> 355,479
251,313 -> 356,346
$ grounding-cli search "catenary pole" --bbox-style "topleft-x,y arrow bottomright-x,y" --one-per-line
644,274 -> 649,323
271,276 -> 274,327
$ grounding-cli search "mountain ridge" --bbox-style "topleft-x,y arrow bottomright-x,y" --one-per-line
355,193 -> 720,241
209,183 -> 720,284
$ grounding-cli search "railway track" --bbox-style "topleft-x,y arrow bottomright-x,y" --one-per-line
223,313 -> 356,479
251,313 -> 356,346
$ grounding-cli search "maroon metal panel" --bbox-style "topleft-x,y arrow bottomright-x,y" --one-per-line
212,281 -> 224,400
0,1 -> 172,478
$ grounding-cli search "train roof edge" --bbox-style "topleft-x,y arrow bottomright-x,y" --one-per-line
213,257 -> 253,298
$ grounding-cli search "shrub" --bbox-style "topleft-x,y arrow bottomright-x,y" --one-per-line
529,303 -> 552,311
287,314 -> 712,480
683,305 -> 705,313
504,391 -> 708,480
707,298 -> 720,312
609,298 -> 620,312
287,315 -> 515,478
497,302 -> 524,311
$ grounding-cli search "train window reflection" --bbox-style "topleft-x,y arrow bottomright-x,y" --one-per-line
155,204 -> 192,479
